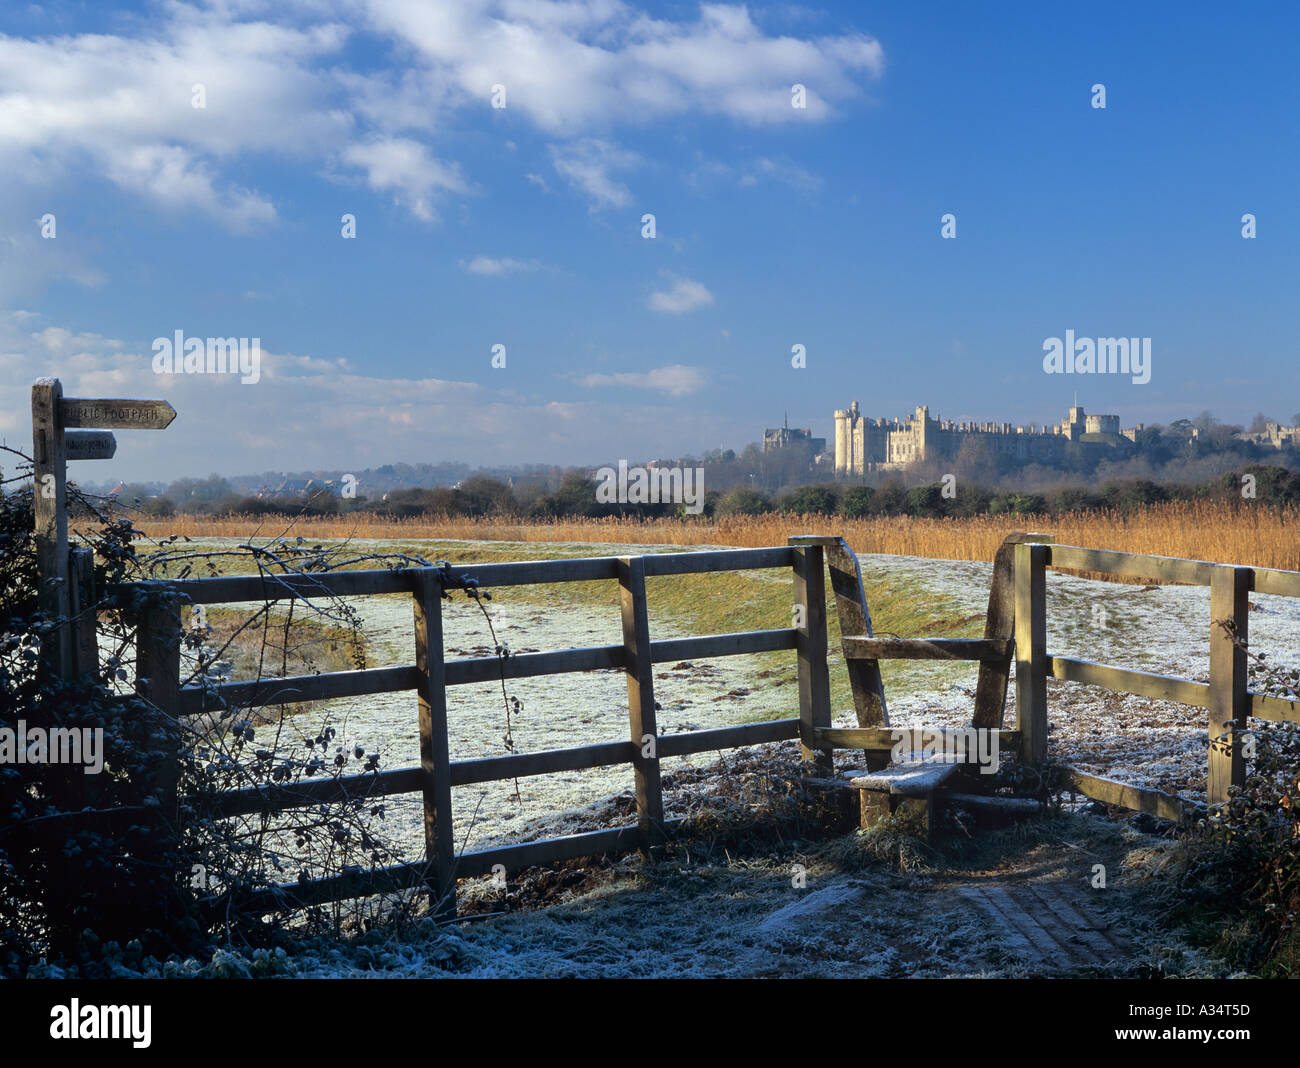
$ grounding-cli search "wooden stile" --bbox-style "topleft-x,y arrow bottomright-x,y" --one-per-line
1060,766 -> 1199,824
974,533 -> 1052,728
812,537 -> 888,727
1014,542 -> 1048,768
814,726 -> 1020,752
845,637 -> 1013,661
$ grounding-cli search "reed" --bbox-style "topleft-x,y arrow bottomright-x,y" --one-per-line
135,500 -> 1300,574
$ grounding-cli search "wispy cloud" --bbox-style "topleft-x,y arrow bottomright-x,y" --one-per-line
747,156 -> 822,191
576,364 -> 707,396
647,277 -> 714,314
0,312 -> 720,473
549,138 -> 639,211
460,255 -> 542,276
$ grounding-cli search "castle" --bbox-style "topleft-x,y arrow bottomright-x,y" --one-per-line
832,402 -> 1143,475
763,415 -> 826,455
1240,421 -> 1300,450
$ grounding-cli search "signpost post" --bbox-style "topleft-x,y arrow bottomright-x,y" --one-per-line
30,377 -> 175,679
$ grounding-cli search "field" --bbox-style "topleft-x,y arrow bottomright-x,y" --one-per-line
135,499 -> 1300,575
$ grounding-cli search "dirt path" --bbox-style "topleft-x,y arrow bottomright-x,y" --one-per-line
429,815 -> 1183,979
712,833 -> 1145,977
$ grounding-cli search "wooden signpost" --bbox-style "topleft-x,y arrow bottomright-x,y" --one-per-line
31,377 -> 176,679
65,431 -> 118,461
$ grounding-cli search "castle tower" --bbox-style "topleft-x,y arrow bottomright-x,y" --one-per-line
834,400 -> 862,475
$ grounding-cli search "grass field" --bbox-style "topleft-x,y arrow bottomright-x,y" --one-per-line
133,535 -> 974,726
134,499 -> 1300,574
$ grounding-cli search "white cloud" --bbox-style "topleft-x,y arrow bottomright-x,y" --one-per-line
0,10 -> 351,229
576,363 -> 706,395
0,312 -> 725,476
102,145 -> 276,232
647,277 -> 714,314
339,137 -> 471,220
461,255 -> 541,276
0,3 -> 883,234
362,0 -> 884,131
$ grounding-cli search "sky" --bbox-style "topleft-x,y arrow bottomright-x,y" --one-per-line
2,0 -> 1299,483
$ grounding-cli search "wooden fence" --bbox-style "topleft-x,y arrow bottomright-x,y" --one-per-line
1017,542 -> 1300,817
116,541 -> 846,918
102,535 -> 1300,917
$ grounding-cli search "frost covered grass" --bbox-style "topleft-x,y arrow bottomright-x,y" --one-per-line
45,766 -> 1213,979
25,741 -> 1237,979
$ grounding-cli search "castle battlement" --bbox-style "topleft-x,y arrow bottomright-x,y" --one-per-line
833,402 -> 1139,474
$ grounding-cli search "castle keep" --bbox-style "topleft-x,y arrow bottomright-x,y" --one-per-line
833,402 -> 1141,475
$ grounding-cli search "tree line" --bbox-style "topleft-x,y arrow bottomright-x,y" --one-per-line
105,463 -> 1300,522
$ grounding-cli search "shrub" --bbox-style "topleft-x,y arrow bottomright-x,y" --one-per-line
777,485 -> 839,515
0,487 -> 196,973
1,472 -> 417,975
717,487 -> 773,516
838,485 -> 875,519
1159,635 -> 1300,976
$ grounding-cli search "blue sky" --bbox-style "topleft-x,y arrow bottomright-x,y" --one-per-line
2,0 -> 1298,482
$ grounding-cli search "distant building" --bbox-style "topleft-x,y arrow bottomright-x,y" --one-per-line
1239,421 -> 1300,449
833,402 -> 1139,475
763,414 -> 826,455
258,477 -> 340,498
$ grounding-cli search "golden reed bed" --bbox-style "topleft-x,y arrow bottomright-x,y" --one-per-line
135,500 -> 1300,576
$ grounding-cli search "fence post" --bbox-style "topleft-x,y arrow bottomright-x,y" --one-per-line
136,592 -> 182,818
32,378 -> 72,681
974,532 -> 1053,730
69,546 -> 98,681
62,546 -> 100,817
1013,542 -> 1048,769
792,543 -> 833,776
619,555 -> 664,853
1208,565 -> 1250,807
413,569 -> 455,918
134,589 -> 182,941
